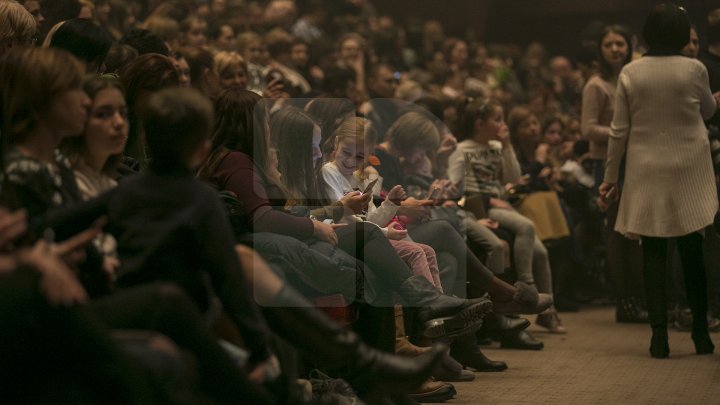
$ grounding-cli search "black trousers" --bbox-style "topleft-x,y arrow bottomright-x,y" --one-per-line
0,270 -> 272,405
642,232 -> 709,334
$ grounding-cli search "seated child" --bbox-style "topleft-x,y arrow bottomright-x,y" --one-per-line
322,117 -> 443,291
105,87 -> 274,371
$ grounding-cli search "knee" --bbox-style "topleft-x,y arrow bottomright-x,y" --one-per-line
491,240 -> 505,256
533,240 -> 548,260
516,217 -> 537,237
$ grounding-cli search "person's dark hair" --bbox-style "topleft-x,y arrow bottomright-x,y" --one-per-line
180,46 -> 217,97
61,76 -> 126,175
39,0 -> 80,41
119,54 -> 180,162
265,28 -> 294,58
597,25 -> 633,80
456,96 -> 502,141
120,28 -> 170,56
414,96 -> 444,122
119,53 -> 179,109
573,139 -> 590,157
386,111 -> 440,154
270,107 -> 325,203
367,62 -> 396,81
141,87 -> 213,171
49,18 -> 112,73
320,65 -> 356,97
197,88 -> 269,181
305,96 -> 356,157
643,2 -> 690,53
104,43 -> 138,74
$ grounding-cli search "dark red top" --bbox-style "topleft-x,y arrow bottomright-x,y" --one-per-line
209,151 -> 314,239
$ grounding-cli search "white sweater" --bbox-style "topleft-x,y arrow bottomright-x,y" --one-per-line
321,162 -> 400,234
605,56 -> 719,237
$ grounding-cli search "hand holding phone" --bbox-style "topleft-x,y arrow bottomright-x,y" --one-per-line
363,178 -> 379,195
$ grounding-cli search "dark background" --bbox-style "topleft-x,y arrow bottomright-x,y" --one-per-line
370,0 -> 720,56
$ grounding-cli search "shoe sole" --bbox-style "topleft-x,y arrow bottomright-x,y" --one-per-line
422,300 -> 493,339
409,386 -> 457,403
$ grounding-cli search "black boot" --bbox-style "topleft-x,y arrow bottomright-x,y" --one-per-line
451,333 -> 507,372
676,233 -> 715,356
397,275 -> 492,339
262,285 -> 447,393
649,327 -> 669,359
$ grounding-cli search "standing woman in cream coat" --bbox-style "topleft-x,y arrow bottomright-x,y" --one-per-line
600,3 -> 720,358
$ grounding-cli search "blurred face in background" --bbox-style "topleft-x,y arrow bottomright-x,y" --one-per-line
601,31 -> 628,71
290,42 -> 309,68
244,40 -> 269,65
172,56 -> 191,87
218,63 -> 248,90
23,1 -> 44,31
369,66 -> 398,98
543,121 -> 563,146
339,37 -> 361,64
517,114 -> 541,144
185,20 -> 207,47
682,27 -> 699,59
215,24 -> 236,51
450,40 -> 468,68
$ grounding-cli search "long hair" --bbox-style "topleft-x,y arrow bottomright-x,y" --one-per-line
304,96 -> 356,158
197,88 -> 269,180
1,47 -> 84,147
60,76 -> 126,176
270,107 -> 329,206
597,25 -> 633,81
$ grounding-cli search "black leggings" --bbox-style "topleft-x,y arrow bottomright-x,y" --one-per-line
91,284 -> 273,404
642,232 -> 708,333
607,203 -> 644,299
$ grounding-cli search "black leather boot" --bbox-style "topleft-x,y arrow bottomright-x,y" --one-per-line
649,327 -> 669,359
451,333 -> 507,372
692,333 -> 715,355
262,285 -> 448,393
397,275 -> 492,339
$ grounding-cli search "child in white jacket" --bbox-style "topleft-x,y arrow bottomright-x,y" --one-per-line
321,117 -> 443,291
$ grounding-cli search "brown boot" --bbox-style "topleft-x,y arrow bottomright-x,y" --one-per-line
395,305 -> 432,357
408,379 -> 456,403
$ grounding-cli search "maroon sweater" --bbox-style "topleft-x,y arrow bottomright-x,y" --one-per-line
208,151 -> 314,239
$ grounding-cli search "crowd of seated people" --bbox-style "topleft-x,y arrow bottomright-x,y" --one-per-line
1,0 -> 719,403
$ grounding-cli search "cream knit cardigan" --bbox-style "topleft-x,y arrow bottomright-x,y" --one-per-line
605,55 -> 719,237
